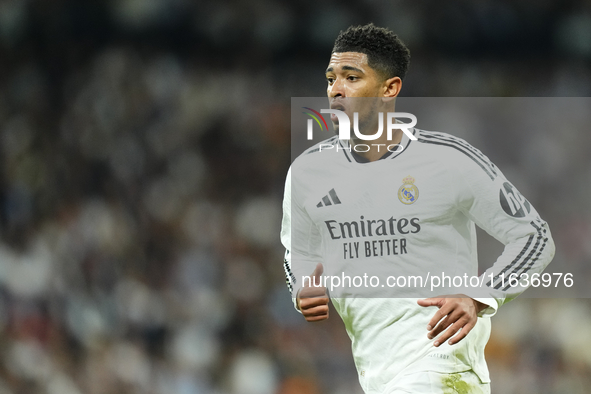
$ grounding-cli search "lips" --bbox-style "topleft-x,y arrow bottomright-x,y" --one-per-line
329,100 -> 347,123
330,100 -> 346,112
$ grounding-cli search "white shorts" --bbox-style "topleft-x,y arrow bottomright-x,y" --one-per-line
386,370 -> 490,394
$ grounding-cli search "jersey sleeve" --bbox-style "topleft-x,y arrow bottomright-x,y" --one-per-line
450,140 -> 556,317
280,166 -> 323,310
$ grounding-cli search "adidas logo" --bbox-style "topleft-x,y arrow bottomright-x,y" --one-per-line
317,188 -> 342,208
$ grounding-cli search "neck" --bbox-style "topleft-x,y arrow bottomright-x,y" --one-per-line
350,129 -> 403,162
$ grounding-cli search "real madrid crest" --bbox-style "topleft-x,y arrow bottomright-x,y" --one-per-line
398,176 -> 419,205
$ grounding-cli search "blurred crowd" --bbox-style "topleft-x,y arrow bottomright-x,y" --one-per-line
0,0 -> 590,393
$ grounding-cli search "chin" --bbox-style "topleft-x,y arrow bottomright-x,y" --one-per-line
332,122 -> 339,134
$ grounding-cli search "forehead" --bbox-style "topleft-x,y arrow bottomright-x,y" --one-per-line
327,52 -> 369,71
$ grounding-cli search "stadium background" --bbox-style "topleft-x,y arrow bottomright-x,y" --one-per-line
0,0 -> 590,393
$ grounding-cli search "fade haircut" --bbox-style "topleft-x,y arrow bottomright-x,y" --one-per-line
332,23 -> 411,81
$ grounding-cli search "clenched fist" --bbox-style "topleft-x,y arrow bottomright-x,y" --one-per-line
297,263 -> 330,322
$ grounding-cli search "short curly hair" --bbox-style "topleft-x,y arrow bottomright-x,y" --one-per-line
332,23 -> 411,81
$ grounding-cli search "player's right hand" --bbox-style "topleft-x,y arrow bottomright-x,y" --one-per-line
296,263 -> 329,322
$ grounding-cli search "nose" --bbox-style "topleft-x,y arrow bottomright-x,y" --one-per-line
328,77 -> 345,98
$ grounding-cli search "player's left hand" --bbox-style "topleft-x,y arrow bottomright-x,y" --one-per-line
417,295 -> 487,347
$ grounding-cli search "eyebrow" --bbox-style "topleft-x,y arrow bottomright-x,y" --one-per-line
325,65 -> 364,74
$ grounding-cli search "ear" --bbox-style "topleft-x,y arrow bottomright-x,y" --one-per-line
382,76 -> 402,98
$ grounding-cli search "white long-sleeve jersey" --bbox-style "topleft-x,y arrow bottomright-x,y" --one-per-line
280,128 -> 555,393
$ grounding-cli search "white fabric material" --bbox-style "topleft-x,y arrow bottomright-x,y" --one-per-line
281,129 -> 555,393
385,369 -> 490,394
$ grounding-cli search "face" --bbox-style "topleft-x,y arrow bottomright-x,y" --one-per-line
325,52 -> 401,135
